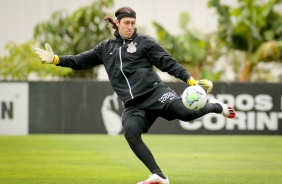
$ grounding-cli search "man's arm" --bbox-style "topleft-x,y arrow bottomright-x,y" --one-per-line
144,37 -> 213,93
35,43 -> 103,70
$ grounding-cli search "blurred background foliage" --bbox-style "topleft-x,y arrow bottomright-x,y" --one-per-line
33,0 -> 113,79
0,0 -> 113,80
153,12 -> 222,81
209,0 -> 282,81
0,0 -> 281,81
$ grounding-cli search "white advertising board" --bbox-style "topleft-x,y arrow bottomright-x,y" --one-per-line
0,83 -> 28,135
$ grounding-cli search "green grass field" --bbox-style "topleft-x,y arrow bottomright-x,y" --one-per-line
0,135 -> 281,184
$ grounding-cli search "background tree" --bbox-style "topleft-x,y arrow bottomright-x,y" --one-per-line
34,0 -> 114,78
153,13 -> 221,80
209,0 -> 282,81
0,0 -> 114,81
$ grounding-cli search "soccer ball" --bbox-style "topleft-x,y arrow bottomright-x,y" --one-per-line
182,86 -> 207,110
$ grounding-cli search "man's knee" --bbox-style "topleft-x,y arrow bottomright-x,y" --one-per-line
123,116 -> 146,140
123,123 -> 138,139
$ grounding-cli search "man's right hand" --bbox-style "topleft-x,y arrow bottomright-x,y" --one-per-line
35,43 -> 59,64
188,77 -> 213,93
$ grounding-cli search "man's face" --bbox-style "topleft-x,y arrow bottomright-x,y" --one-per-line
116,17 -> 136,39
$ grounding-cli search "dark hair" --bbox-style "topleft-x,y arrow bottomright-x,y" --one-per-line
104,7 -> 136,32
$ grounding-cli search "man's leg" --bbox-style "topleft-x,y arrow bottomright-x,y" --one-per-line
123,115 -> 166,179
167,99 -> 223,121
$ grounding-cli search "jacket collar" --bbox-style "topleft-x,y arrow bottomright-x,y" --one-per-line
114,28 -> 138,41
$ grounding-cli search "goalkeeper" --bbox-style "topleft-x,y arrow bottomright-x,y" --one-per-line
35,6 -> 236,184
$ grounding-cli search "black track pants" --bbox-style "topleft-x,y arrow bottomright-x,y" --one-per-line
123,115 -> 164,176
122,99 -> 221,176
167,99 -> 222,121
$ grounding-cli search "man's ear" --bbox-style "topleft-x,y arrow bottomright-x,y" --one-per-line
115,20 -> 119,27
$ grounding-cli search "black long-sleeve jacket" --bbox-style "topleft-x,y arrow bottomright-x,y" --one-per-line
58,29 -> 191,104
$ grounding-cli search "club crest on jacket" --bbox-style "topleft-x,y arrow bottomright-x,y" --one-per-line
127,42 -> 137,53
